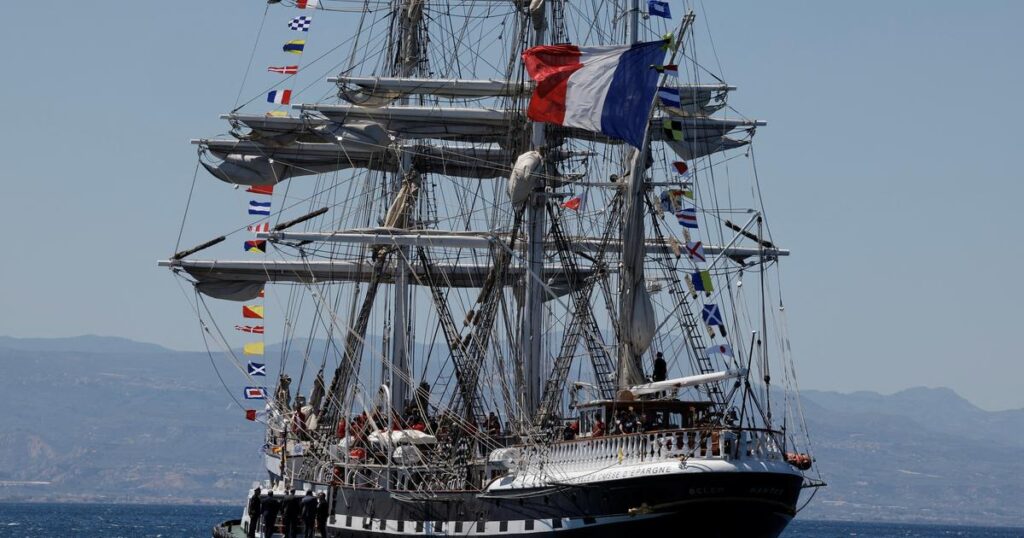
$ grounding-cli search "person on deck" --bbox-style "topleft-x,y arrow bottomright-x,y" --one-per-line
487,412 -> 501,437
316,492 -> 330,537
283,489 -> 301,538
653,352 -> 667,382
246,487 -> 262,538
592,417 -> 606,437
260,491 -> 281,538
300,490 -> 317,538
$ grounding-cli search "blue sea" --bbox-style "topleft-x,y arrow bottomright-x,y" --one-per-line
0,503 -> 1020,537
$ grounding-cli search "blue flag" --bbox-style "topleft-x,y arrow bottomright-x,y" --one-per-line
692,271 -> 713,293
249,201 -> 271,216
702,304 -> 724,326
247,362 -> 266,376
657,86 -> 681,108
648,0 -> 671,18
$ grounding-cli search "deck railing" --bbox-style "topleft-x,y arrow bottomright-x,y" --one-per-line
538,428 -> 784,471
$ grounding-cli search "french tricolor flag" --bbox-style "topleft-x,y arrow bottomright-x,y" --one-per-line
267,89 -> 292,105
522,40 -> 666,148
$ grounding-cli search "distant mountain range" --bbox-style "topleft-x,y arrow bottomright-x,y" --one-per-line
1,335 -> 1021,527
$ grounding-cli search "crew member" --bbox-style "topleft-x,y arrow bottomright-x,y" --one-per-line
487,412 -> 502,437
246,487 -> 262,538
260,491 -> 281,538
316,492 -> 330,537
283,488 -> 301,538
301,490 -> 317,538
592,417 -> 605,437
653,352 -> 667,382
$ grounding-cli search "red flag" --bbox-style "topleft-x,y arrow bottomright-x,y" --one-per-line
247,185 -> 274,196
672,161 -> 689,175
235,325 -> 265,334
561,196 -> 582,211
242,305 -> 264,319
268,65 -> 299,75
245,409 -> 257,421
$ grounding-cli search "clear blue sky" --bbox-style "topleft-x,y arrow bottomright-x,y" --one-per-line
1,1 -> 1022,410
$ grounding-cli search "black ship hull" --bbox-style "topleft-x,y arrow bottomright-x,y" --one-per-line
219,469 -> 802,538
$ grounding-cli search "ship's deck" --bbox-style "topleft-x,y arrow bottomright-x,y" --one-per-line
212,520 -> 244,538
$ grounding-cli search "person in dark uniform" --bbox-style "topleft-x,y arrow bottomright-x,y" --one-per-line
283,489 -> 301,538
300,490 -> 317,538
653,352 -> 667,382
315,492 -> 330,537
246,487 -> 262,538
261,491 -> 281,538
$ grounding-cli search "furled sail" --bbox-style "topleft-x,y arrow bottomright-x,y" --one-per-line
197,138 -> 525,185
507,151 -> 543,207
297,103 -> 524,143
159,259 -> 592,301
617,151 -> 655,389
332,76 -> 527,102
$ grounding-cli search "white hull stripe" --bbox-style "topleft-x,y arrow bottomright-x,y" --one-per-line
326,513 -> 663,535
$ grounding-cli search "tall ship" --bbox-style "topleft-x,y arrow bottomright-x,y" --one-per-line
162,0 -> 824,535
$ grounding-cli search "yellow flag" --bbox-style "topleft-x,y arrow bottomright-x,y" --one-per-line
243,342 -> 265,356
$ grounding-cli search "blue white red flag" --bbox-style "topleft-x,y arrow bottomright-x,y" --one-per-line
676,207 -> 698,228
249,201 -> 272,215
522,40 -> 667,148
244,387 -> 268,400
267,89 -> 292,105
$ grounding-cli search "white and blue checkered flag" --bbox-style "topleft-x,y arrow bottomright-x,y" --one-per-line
288,16 -> 312,32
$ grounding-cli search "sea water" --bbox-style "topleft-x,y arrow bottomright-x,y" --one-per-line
0,503 -> 1020,537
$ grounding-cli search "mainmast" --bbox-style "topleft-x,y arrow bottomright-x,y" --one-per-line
520,0 -> 550,420
388,0 -> 426,414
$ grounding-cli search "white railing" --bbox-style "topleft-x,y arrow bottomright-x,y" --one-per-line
539,428 -> 783,472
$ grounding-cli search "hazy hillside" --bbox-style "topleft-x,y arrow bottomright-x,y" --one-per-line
1,336 -> 1022,527
797,388 -> 1024,526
